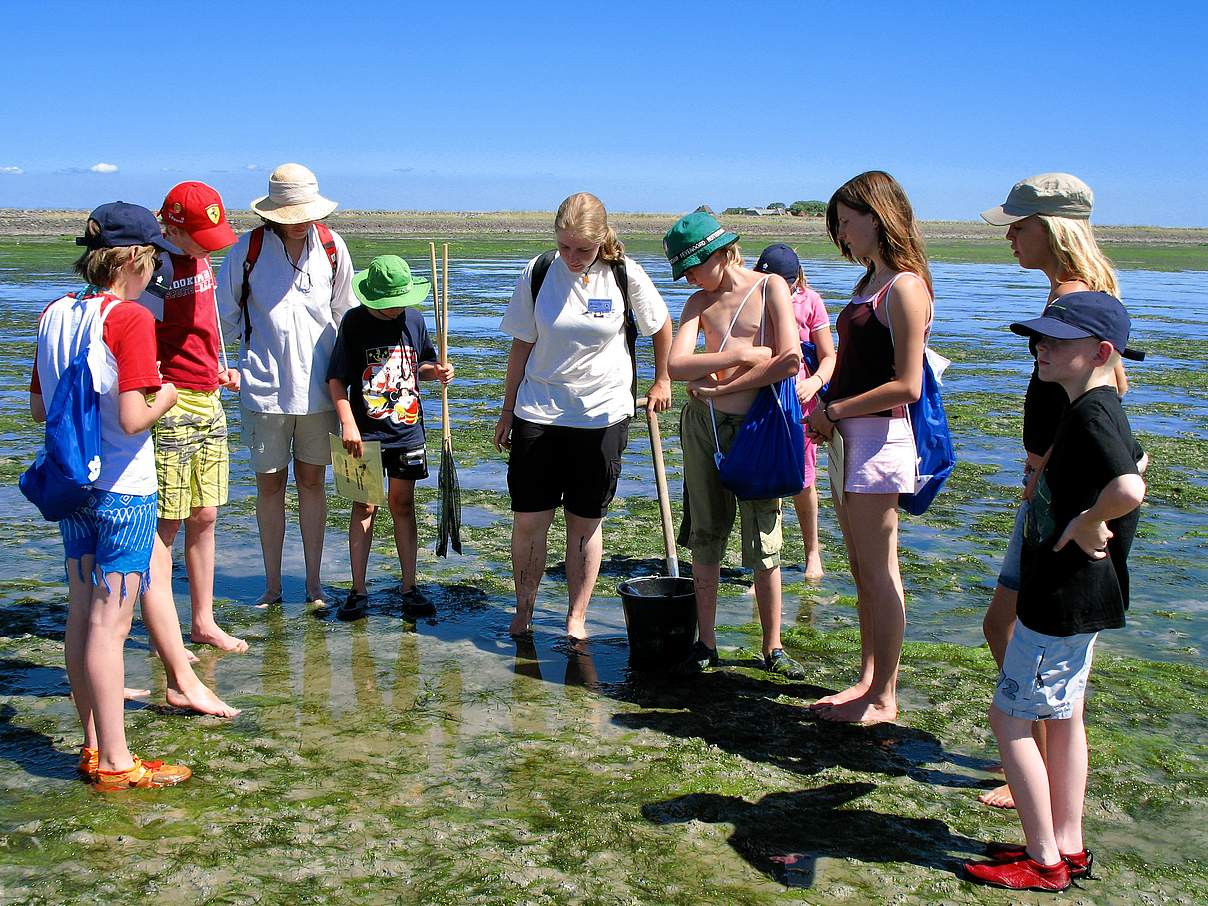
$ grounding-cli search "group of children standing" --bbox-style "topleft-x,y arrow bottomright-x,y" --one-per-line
28,167 -> 1147,892
29,173 -> 452,789
654,172 -> 1146,893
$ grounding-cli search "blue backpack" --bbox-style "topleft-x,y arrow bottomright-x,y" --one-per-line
20,295 -> 112,521
714,376 -> 806,501
899,347 -> 956,515
708,277 -> 806,501
885,282 -> 956,516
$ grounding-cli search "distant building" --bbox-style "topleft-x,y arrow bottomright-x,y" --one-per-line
695,204 -> 715,215
743,207 -> 786,216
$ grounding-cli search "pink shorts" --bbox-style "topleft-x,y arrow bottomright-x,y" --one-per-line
800,424 -> 818,487
839,415 -> 916,494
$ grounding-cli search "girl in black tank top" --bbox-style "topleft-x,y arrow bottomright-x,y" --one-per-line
804,170 -> 934,726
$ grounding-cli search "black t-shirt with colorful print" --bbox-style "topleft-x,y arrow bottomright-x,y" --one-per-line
326,306 -> 436,451
1018,386 -> 1142,637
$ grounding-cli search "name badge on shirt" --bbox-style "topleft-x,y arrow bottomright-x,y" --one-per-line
587,298 -> 612,318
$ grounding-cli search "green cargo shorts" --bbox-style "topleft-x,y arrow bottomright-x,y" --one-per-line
678,398 -> 782,571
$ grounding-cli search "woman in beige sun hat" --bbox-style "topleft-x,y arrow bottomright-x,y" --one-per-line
217,163 -> 355,609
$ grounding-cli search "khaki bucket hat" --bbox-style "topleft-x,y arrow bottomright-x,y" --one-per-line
250,163 -> 338,224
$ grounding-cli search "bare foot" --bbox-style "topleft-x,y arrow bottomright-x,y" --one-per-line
124,687 -> 150,700
254,590 -> 283,609
803,554 -> 825,581
978,783 -> 1016,809
565,616 -> 588,641
191,626 -> 249,653
814,695 -> 898,725
509,611 -> 533,637
166,683 -> 241,718
808,681 -> 871,711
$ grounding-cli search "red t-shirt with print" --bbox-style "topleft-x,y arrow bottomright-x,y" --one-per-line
155,253 -> 221,391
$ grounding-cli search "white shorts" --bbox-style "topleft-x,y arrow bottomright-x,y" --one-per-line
839,415 -> 917,494
993,620 -> 1097,721
240,408 -> 337,473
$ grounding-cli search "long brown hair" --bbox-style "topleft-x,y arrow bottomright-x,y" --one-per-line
826,171 -> 932,296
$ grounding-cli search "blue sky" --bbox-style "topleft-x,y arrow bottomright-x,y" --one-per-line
1,1 -> 1205,225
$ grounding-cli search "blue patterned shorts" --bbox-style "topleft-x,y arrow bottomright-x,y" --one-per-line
59,489 -> 157,594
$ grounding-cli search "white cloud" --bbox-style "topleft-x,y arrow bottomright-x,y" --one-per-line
0,166 -> 22,175
245,164 -> 260,171
89,162 -> 119,174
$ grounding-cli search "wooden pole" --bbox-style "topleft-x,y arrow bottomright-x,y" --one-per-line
441,243 -> 451,444
636,397 -> 679,579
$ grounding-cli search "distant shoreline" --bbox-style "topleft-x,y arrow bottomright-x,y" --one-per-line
2,209 -> 1205,245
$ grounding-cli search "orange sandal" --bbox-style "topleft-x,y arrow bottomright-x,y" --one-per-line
91,755 -> 192,792
77,746 -> 99,781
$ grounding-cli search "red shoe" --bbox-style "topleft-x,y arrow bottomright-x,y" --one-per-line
985,841 -> 1094,878
964,855 -> 1071,892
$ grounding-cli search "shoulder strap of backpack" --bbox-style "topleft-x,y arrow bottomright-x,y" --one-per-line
315,223 -> 338,275
239,227 -> 265,343
609,258 -> 639,408
529,249 -> 558,303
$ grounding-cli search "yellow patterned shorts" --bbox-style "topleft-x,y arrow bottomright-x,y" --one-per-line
151,389 -> 229,520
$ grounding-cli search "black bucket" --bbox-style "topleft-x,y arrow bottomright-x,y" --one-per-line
617,576 -> 697,670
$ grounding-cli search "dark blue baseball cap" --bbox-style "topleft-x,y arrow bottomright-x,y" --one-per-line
1010,291 -> 1145,361
753,243 -> 801,284
76,201 -> 182,255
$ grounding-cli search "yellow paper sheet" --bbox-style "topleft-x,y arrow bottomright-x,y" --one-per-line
329,434 -> 387,506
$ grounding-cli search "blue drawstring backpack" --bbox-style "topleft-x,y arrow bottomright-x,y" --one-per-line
715,376 -> 806,500
20,294 -> 113,521
709,277 -> 806,501
899,347 -> 956,515
884,279 -> 956,516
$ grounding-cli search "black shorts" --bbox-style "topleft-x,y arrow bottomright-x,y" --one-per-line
507,417 -> 630,518
382,445 -> 429,481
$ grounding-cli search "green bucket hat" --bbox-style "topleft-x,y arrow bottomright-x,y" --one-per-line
663,212 -> 740,280
352,255 -> 431,309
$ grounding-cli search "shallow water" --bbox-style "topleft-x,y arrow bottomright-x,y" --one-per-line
0,239 -> 1205,903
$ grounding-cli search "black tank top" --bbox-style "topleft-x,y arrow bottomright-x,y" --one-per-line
824,279 -> 899,417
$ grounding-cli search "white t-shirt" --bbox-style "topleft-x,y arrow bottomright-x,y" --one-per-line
216,225 -> 356,415
500,254 -> 669,428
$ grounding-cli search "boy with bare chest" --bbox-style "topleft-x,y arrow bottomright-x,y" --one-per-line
664,213 -> 805,677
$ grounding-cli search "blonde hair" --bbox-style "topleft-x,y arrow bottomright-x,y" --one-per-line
554,193 -> 624,263
826,170 -> 933,297
717,242 -> 743,269
1038,215 -> 1120,296
72,220 -> 158,288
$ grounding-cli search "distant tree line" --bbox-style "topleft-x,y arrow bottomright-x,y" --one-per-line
720,200 -> 827,217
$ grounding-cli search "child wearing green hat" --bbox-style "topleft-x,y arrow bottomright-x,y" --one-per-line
664,212 -> 806,678
326,255 -> 454,620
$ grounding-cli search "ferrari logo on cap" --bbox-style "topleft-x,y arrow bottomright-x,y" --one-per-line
205,204 -> 221,225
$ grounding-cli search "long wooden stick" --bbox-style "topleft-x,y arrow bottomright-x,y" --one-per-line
636,397 -> 678,578
441,243 -> 451,444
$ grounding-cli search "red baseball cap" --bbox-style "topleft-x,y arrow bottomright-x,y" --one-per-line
159,181 -> 238,252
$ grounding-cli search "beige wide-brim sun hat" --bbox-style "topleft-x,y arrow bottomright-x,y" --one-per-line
250,163 -> 338,224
